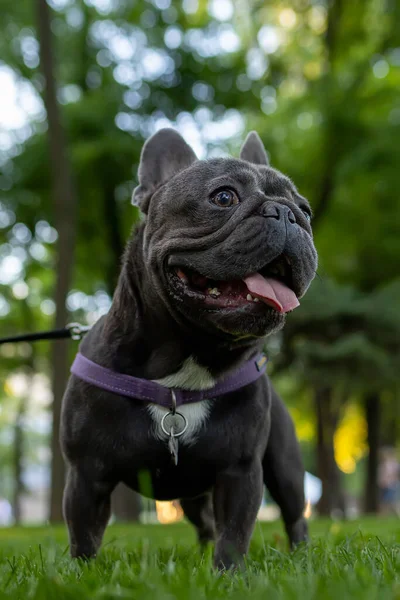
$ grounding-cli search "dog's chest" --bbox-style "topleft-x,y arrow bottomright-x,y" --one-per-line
149,356 -> 216,445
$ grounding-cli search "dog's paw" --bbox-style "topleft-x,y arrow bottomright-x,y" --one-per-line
213,547 -> 245,572
287,517 -> 308,548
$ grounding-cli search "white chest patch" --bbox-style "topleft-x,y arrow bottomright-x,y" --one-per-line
149,356 -> 216,445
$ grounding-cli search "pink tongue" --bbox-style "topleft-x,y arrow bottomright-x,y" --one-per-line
243,273 -> 300,313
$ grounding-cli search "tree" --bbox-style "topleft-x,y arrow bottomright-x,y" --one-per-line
36,0 -> 78,521
273,278 -> 400,514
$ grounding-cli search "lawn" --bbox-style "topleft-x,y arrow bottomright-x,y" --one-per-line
1,518 -> 400,599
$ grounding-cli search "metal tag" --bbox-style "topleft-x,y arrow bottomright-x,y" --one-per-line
168,426 -> 179,466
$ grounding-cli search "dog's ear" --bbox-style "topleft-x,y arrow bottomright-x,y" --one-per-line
132,128 -> 198,213
240,131 -> 269,166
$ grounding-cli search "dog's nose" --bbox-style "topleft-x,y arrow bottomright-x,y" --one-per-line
261,203 -> 296,224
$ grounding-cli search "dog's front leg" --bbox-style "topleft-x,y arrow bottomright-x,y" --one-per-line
213,459 -> 263,570
63,465 -> 116,559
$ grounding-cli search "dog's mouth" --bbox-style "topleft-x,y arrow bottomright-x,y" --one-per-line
169,254 -> 299,313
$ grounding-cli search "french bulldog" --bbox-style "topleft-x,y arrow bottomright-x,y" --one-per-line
60,129 -> 318,570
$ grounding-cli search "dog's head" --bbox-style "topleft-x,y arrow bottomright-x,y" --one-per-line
132,129 -> 317,339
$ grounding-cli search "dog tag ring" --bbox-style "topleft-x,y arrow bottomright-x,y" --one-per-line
160,393 -> 188,438
161,390 -> 188,466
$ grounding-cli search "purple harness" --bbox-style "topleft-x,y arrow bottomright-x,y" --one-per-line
70,352 -> 268,407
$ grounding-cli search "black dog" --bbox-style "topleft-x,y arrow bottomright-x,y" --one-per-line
60,129 -> 317,569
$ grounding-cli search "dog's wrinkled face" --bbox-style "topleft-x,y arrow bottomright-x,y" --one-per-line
132,129 -> 318,339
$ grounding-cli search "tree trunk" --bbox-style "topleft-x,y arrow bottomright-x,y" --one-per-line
315,386 -> 345,517
111,483 -> 141,522
364,393 -> 381,513
36,0 -> 78,522
13,396 -> 27,524
311,0 -> 343,230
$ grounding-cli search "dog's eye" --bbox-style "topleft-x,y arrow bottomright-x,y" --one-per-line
211,189 -> 240,208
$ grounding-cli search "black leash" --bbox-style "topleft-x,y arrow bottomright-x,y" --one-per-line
0,323 -> 90,345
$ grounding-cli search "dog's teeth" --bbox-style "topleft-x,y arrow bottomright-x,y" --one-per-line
176,268 -> 188,282
246,294 -> 253,301
253,297 -> 259,302
208,287 -> 221,297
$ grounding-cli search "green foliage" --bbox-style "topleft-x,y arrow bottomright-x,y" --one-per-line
277,277 -> 400,391
0,0 -> 399,503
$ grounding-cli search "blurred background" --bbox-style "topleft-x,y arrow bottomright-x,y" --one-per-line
0,0 -> 399,526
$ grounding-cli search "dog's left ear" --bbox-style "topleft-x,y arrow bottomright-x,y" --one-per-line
132,128 -> 198,214
240,131 -> 269,166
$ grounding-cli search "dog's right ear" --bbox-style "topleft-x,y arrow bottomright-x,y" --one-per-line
132,129 -> 198,214
240,131 -> 269,166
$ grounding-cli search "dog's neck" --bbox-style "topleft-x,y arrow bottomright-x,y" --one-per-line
98,227 -> 262,381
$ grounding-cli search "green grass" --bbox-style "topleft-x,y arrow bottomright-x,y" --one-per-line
1,518 -> 400,599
